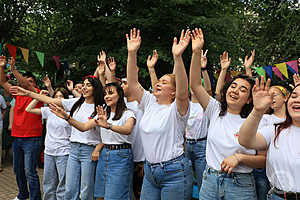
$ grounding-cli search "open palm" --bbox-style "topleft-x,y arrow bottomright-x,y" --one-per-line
172,29 -> 191,56
127,28 -> 141,52
252,77 -> 272,112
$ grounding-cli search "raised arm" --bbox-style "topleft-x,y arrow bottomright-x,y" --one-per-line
126,28 -> 144,103
238,76 -> 272,150
0,56 -> 13,92
244,49 -> 255,78
43,76 -> 54,97
25,90 -> 49,115
66,80 -> 81,98
108,57 -> 118,83
190,28 -> 211,110
9,86 -> 62,106
201,50 -> 212,96
215,51 -> 231,101
172,29 -> 190,116
147,50 -> 159,89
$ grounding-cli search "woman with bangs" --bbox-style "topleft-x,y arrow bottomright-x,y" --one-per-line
9,75 -> 105,200
190,28 -> 265,200
126,28 -> 193,200
25,87 -> 71,200
239,77 -> 300,200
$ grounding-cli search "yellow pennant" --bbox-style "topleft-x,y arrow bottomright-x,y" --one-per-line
275,63 -> 288,79
20,47 -> 29,64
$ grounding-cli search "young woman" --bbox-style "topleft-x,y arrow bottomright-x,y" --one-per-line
9,76 -> 104,200
126,28 -> 193,200
190,28 -> 265,200
25,88 -> 71,200
50,82 -> 136,200
239,77 -> 300,200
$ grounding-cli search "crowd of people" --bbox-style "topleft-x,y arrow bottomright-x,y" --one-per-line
0,27 -> 299,200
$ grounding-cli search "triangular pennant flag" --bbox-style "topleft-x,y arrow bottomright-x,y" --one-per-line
287,65 -> 296,74
0,43 -> 2,55
272,66 -> 283,80
275,63 -> 288,79
263,66 -> 273,79
254,67 -> 266,81
6,44 -> 17,59
64,62 -> 69,72
35,51 -> 44,67
225,72 -> 231,82
20,47 -> 29,64
53,56 -> 60,70
286,60 -> 298,74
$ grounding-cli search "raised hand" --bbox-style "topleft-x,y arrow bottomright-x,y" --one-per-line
49,103 -> 69,120
8,57 -> 15,71
108,57 -> 116,71
191,28 -> 204,53
0,56 -> 6,68
126,28 -> 141,53
95,105 -> 109,128
293,73 -> 300,87
201,50 -> 208,68
39,89 -> 49,96
66,80 -> 74,92
220,51 -> 231,70
147,50 -> 158,69
252,76 -> 272,113
43,76 -> 52,88
9,86 -> 29,96
173,29 -> 191,57
244,50 -> 255,68
97,51 -> 106,64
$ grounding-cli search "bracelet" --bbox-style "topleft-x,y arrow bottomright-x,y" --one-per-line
65,115 -> 71,122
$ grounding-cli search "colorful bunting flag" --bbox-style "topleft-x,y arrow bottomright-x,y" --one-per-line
225,72 -> 231,82
6,44 -> 17,59
263,66 -> 273,79
53,56 -> 60,70
272,66 -> 283,80
287,65 -> 296,74
254,67 -> 266,81
20,47 -> 29,64
275,63 -> 288,79
35,51 -> 44,67
286,60 -> 298,74
230,70 -> 241,77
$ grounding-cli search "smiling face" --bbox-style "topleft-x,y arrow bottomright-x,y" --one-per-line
82,79 -> 94,99
153,74 -> 176,103
287,86 -> 300,123
104,86 -> 119,107
225,78 -> 251,113
54,91 -> 65,99
270,87 -> 286,110
74,83 -> 83,94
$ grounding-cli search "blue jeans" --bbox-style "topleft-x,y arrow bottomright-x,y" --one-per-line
253,169 -> 270,200
43,154 -> 68,200
140,154 -> 193,200
185,139 -> 207,189
267,193 -> 284,200
12,137 -> 42,200
64,143 -> 96,200
199,167 -> 257,200
94,147 -> 133,199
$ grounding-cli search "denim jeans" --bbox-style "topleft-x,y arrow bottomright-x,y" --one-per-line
266,193 -> 284,200
12,137 -> 42,200
94,147 -> 133,200
140,154 -> 193,200
185,139 -> 207,190
253,169 -> 270,200
64,142 -> 96,200
43,153 -> 68,200
199,167 -> 257,200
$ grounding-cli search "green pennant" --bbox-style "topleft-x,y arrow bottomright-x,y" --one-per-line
254,67 -> 266,81
35,51 -> 44,67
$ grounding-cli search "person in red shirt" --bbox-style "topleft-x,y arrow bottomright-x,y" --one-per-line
0,56 -> 43,200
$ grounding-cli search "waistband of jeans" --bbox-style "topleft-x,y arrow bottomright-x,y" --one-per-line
146,154 -> 184,167
206,167 -> 253,178
186,137 -> 207,143
273,187 -> 300,199
104,143 -> 131,150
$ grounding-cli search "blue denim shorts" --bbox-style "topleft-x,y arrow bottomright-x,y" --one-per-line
94,146 -> 133,200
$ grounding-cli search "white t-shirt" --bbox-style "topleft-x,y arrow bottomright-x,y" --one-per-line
0,94 -> 7,128
126,100 -> 145,162
138,90 -> 189,163
62,98 -> 101,146
101,110 -> 135,144
205,97 -> 256,173
41,107 -> 71,156
259,114 -> 285,129
186,101 -> 209,139
260,125 -> 300,192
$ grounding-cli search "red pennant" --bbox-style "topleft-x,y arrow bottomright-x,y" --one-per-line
53,56 -> 60,70
6,44 -> 17,59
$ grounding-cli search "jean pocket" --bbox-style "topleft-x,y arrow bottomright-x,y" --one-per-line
117,149 -> 131,158
233,174 -> 255,187
164,161 -> 184,174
